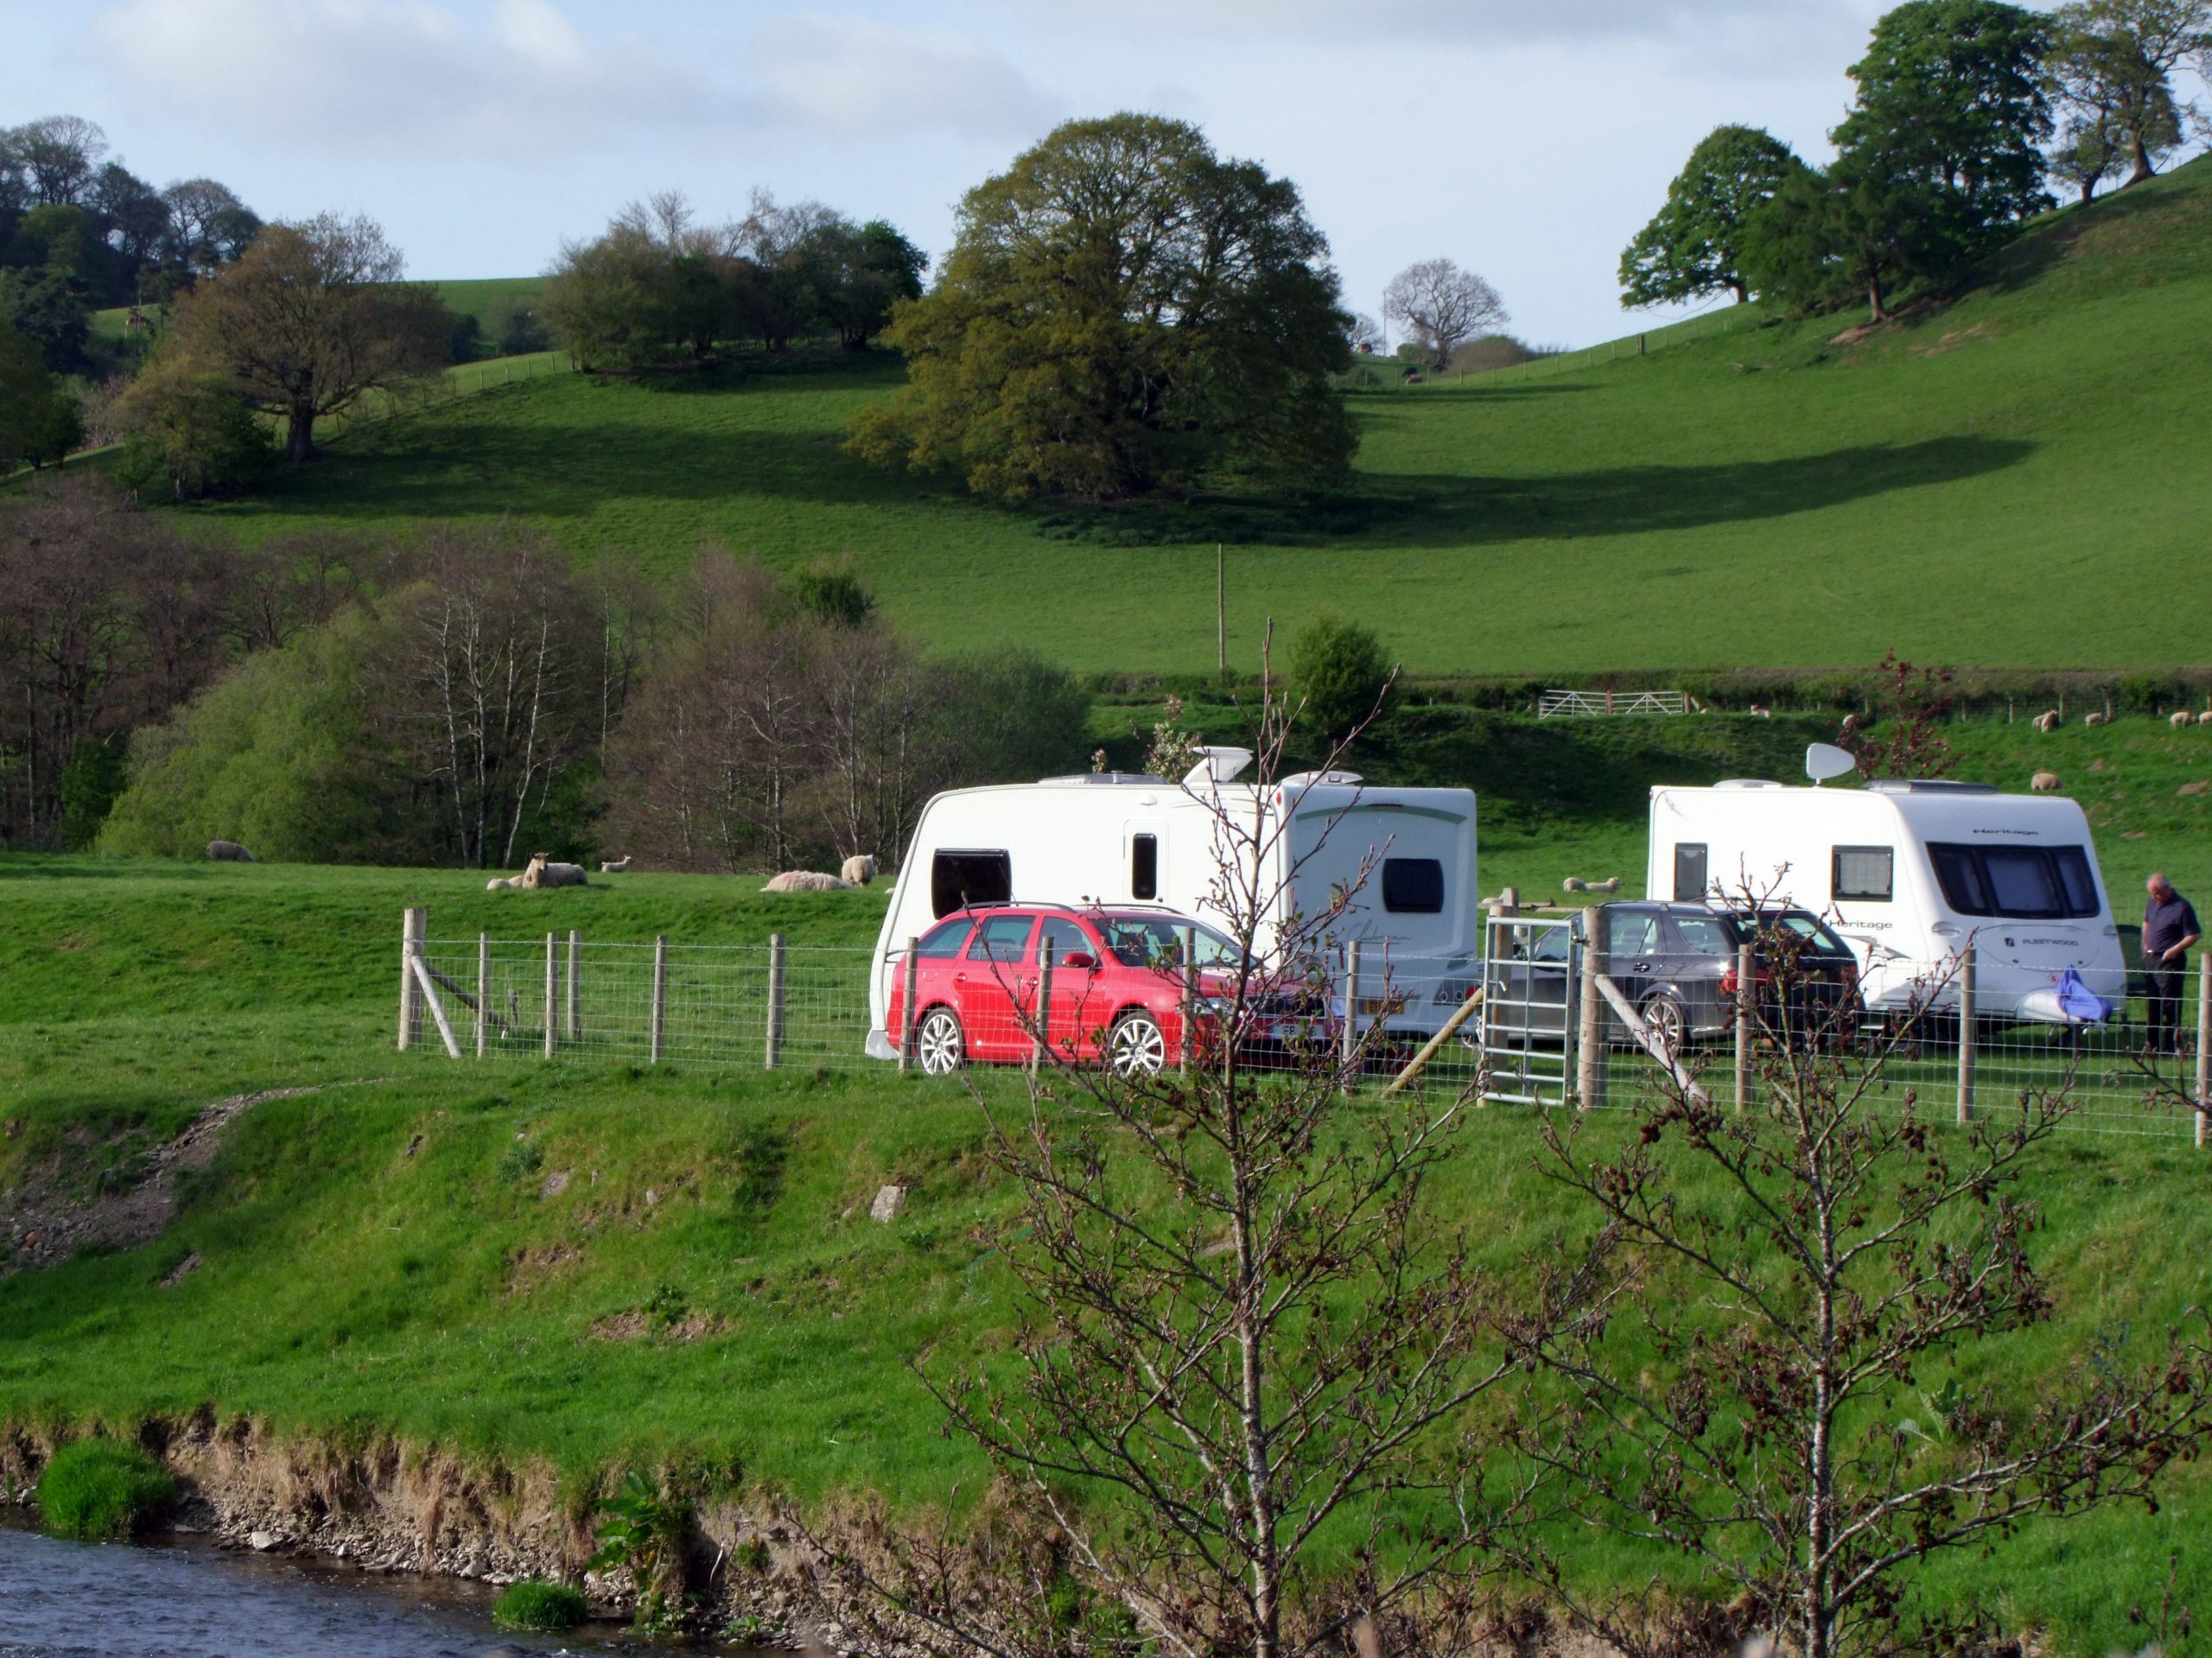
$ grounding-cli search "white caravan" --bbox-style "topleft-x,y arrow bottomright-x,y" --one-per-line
1646,772 -> 2125,1022
863,748 -> 1479,1059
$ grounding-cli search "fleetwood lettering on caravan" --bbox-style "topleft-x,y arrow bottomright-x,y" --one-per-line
864,747 -> 1479,1059
1646,749 -> 2125,1022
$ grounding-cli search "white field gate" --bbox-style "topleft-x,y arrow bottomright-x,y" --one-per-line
1476,912 -> 1580,1108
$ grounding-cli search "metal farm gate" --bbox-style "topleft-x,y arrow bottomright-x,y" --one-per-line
1476,912 -> 1580,1108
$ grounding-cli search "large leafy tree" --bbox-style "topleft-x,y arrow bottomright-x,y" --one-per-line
1619,124 -> 1808,305
2045,0 -> 2206,195
852,113 -> 1357,503
168,213 -> 448,461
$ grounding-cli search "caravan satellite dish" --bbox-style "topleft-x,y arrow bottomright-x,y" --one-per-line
1806,742 -> 1858,785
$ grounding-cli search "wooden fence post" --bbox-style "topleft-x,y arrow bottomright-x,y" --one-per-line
1576,906 -> 1607,1111
650,936 -> 667,1064
1733,943 -> 1751,1114
899,938 -> 920,1072
1032,939 -> 1055,1077
1341,939 -> 1363,1092
1179,924 -> 1197,1075
543,932 -> 556,1059
475,932 -> 489,1059
398,907 -> 425,1051
1955,947 -> 1977,1125
765,933 -> 786,1070
566,930 -> 582,1043
2196,953 -> 2209,1150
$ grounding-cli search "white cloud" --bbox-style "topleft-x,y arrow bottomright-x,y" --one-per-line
88,0 -> 1058,157
750,16 -> 1064,137
1004,0 -> 1871,48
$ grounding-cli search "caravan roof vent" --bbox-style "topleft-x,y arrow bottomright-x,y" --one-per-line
1038,772 -> 1167,787
1713,778 -> 1783,790
1864,778 -> 1999,794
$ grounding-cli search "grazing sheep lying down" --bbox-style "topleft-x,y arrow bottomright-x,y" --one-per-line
487,852 -> 588,890
1561,875 -> 1623,893
600,855 -> 632,873
763,870 -> 853,893
207,839 -> 254,862
2031,771 -> 2061,792
1747,704 -> 1772,719
840,853 -> 878,886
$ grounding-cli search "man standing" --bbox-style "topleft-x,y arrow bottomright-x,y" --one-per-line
2142,873 -> 2201,1056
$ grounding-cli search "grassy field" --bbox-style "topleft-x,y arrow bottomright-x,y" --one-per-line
149,156 -> 2212,676
430,276 -> 548,332
2,850 -> 2209,1647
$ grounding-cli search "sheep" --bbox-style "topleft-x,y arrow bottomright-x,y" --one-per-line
2031,709 -> 2061,734
486,875 -> 521,892
206,840 -> 255,862
2173,711 -> 2196,729
840,853 -> 879,886
762,870 -> 853,893
599,855 -> 632,873
2031,771 -> 2061,792
2083,710 -> 2111,727
1839,712 -> 1861,736
518,851 -> 587,889
1562,875 -> 1623,894
1747,704 -> 1772,719
2199,711 -> 2212,726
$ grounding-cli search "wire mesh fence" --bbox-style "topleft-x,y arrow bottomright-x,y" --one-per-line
392,912 -> 2210,1147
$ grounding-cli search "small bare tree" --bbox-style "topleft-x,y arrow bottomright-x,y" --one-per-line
1382,260 -> 1508,368
1843,651 -> 1956,781
1518,927 -> 2212,1658
804,638 -> 1566,1658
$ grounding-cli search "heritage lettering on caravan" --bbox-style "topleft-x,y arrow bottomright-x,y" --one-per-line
863,748 -> 1479,1060
1645,746 -> 2124,1023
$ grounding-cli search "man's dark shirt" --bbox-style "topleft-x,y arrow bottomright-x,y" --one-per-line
2144,893 -> 2201,958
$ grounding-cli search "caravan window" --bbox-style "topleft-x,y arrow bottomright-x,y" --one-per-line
1927,842 -> 2101,919
1131,834 -> 1159,900
1382,857 -> 1445,913
1673,843 -> 1709,902
931,849 -> 1012,918
1833,846 -> 1894,902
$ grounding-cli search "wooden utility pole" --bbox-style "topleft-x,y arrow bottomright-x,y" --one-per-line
1216,543 -> 1226,678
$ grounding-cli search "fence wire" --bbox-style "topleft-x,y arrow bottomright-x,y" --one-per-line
400,932 -> 2209,1146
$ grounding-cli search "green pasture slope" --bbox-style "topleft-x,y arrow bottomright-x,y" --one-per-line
429,276 -> 547,332
2,851 -> 2209,1646
167,156 -> 2212,676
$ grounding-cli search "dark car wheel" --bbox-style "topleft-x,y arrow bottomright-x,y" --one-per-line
916,1007 -> 966,1075
1109,1010 -> 1168,1077
1642,991 -> 1688,1056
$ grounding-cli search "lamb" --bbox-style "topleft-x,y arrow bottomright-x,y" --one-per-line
2174,711 -> 2196,730
1561,875 -> 1623,894
2031,771 -> 2061,792
2083,710 -> 2111,727
206,840 -> 254,862
839,853 -> 878,886
762,870 -> 853,893
599,855 -> 632,873
486,875 -> 521,891
2031,708 -> 2061,734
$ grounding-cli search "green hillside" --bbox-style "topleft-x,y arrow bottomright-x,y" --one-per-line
429,276 -> 547,332
156,156 -> 2212,677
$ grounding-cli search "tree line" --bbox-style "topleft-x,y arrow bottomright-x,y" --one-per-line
1622,0 -> 2212,323
0,474 -> 1088,868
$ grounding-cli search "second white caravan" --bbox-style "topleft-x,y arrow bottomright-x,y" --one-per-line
1646,776 -> 2126,1021
864,749 -> 1479,1059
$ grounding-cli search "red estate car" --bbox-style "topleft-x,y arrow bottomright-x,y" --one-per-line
886,904 -> 1249,1077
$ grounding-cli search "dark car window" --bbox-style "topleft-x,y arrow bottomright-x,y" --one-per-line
969,915 -> 1036,962
1382,857 -> 1445,913
1039,918 -> 1093,962
914,917 -> 975,959
1670,914 -> 1734,956
1607,911 -> 1664,957
1096,914 -> 1240,969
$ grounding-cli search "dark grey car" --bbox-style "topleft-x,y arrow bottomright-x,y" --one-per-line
1480,902 -> 1859,1050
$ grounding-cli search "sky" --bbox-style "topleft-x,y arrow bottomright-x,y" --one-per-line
3,0 -> 2204,348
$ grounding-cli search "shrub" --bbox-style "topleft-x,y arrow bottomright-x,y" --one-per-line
1288,614 -> 1395,740
492,1579 -> 589,1631
36,1439 -> 177,1540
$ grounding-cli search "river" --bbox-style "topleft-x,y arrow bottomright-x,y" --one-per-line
0,1518 -> 731,1657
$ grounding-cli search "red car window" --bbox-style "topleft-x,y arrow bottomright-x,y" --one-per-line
1039,918 -> 1093,962
969,914 -> 1037,962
